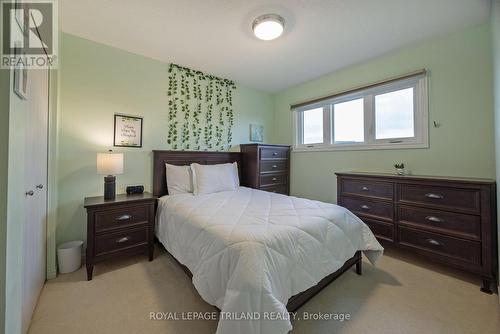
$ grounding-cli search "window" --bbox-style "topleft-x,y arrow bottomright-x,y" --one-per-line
333,98 -> 364,143
302,107 -> 324,144
375,88 -> 414,140
293,72 -> 428,151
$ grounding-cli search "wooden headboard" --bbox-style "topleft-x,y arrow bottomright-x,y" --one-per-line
152,150 -> 242,197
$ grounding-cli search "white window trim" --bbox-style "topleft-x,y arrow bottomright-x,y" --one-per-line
293,74 -> 429,152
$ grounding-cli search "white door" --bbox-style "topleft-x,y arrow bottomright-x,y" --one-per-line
22,67 -> 49,334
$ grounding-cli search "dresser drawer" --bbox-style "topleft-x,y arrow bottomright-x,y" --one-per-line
398,184 -> 480,213
341,179 -> 393,200
342,196 -> 393,221
95,205 -> 149,233
260,184 -> 288,195
260,147 -> 289,160
398,226 -> 481,265
95,227 -> 148,256
260,173 -> 287,187
363,219 -> 394,242
399,206 -> 480,240
260,160 -> 288,173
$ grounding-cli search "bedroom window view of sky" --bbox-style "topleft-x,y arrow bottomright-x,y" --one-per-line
375,87 -> 415,139
334,98 -> 364,143
295,74 -> 427,150
302,107 -> 323,144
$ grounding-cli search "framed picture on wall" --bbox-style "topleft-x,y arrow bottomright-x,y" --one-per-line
249,124 -> 264,142
114,114 -> 143,148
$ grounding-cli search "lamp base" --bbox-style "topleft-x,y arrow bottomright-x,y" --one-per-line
104,175 -> 116,200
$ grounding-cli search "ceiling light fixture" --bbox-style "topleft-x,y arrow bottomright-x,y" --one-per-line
252,14 -> 285,41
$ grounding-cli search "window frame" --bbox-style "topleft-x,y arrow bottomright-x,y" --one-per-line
296,105 -> 330,147
293,74 -> 428,152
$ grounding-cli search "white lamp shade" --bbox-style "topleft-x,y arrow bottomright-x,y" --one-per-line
97,152 -> 123,175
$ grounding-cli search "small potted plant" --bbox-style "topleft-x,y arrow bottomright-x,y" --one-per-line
394,163 -> 405,175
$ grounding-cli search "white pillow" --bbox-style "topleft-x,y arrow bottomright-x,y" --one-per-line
165,163 -> 193,195
191,162 -> 239,195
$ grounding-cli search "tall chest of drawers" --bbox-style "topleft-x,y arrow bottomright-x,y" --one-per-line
240,144 -> 291,195
336,172 -> 497,293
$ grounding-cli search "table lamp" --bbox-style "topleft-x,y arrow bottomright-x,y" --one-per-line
97,150 -> 124,200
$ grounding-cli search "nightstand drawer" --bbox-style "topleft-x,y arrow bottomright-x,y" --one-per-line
95,227 -> 148,256
95,205 -> 149,233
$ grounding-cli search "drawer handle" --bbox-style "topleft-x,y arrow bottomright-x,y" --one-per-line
425,216 -> 444,223
272,177 -> 277,181
426,238 -> 442,246
360,205 -> 370,210
272,152 -> 278,156
272,165 -> 278,169
360,186 -> 369,191
116,236 -> 130,243
117,214 -> 132,221
425,193 -> 444,199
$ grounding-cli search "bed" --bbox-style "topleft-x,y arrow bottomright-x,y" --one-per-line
152,150 -> 383,334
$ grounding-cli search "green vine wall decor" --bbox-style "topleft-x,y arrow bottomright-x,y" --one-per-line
166,63 -> 236,151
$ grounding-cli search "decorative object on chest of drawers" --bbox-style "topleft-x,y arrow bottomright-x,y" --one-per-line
336,172 -> 498,294
240,144 -> 291,195
84,192 -> 157,280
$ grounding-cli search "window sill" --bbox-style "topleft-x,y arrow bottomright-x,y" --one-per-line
293,142 -> 429,153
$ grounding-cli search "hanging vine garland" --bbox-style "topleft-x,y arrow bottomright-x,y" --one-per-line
166,63 -> 236,151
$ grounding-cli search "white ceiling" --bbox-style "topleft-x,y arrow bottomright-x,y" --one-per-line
60,0 -> 490,92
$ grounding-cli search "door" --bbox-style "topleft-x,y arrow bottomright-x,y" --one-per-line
22,67 -> 49,334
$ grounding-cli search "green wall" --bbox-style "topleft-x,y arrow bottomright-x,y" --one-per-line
55,33 -> 274,255
492,0 -> 500,291
273,23 -> 494,203
0,68 -> 10,334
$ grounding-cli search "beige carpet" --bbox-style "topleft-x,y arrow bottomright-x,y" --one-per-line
28,246 -> 499,334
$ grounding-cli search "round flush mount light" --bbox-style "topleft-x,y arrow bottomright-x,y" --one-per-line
252,14 -> 285,41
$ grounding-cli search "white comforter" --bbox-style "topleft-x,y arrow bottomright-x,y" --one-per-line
156,187 -> 383,334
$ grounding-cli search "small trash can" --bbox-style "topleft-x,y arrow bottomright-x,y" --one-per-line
57,240 -> 83,274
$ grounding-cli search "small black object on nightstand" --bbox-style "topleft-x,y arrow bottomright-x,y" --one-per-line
84,192 -> 157,281
126,185 -> 144,195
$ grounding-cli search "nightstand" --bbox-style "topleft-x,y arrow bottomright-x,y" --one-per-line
84,192 -> 157,280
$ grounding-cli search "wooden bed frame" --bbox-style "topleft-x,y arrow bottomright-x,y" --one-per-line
152,150 -> 362,312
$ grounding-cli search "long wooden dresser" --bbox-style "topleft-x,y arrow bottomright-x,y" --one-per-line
336,172 -> 497,293
240,144 -> 290,195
